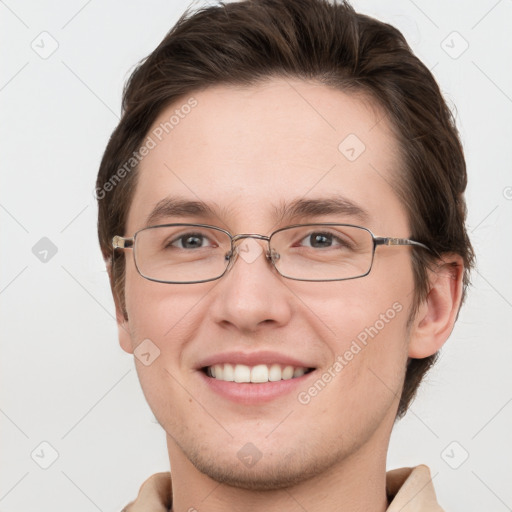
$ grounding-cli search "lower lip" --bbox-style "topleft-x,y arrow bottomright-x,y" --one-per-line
198,370 -> 316,404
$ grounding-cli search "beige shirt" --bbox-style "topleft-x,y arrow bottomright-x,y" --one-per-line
122,464 -> 444,511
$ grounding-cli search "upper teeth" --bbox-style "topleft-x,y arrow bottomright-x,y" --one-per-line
206,363 -> 309,383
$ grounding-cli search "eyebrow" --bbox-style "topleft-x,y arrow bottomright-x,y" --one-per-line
273,195 -> 369,224
144,194 -> 369,228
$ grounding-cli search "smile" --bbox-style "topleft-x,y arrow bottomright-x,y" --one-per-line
204,363 -> 315,383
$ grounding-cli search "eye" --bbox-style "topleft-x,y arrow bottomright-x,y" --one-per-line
298,231 -> 350,249
168,232 -> 216,250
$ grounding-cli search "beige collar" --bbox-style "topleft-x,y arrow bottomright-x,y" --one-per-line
386,465 -> 444,511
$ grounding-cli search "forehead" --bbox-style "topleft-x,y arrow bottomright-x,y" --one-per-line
127,78 -> 407,234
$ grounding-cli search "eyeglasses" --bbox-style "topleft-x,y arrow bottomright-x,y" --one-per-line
112,223 -> 430,284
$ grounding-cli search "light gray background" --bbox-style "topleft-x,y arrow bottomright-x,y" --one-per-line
1,0 -> 511,510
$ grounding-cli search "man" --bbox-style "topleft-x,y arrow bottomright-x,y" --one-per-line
96,0 -> 474,510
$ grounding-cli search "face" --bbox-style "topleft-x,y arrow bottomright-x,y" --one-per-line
119,78 -> 419,489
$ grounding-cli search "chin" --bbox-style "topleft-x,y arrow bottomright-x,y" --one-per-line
181,437 -> 343,491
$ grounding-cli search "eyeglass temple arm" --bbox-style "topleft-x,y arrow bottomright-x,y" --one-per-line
112,236 -> 134,249
374,237 -> 430,251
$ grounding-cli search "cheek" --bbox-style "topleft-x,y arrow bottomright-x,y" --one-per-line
301,268 -> 412,392
302,292 -> 409,429
329,295 -> 408,386
123,269 -> 202,427
124,258 -> 203,344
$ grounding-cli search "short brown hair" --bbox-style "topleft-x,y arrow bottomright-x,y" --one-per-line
96,0 -> 474,419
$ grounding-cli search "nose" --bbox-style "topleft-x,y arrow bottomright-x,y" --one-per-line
208,235 -> 293,334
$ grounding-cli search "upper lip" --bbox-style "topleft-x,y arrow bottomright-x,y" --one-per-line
196,350 -> 316,370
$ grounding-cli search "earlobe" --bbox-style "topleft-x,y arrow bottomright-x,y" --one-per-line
117,305 -> 134,354
408,255 -> 464,359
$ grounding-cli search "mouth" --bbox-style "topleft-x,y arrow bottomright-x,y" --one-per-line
202,363 -> 315,383
196,351 -> 318,403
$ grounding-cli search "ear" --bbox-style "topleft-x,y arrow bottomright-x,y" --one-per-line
116,299 -> 134,355
106,257 -> 134,355
408,254 -> 464,358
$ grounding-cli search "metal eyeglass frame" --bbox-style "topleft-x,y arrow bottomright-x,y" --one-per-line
112,222 -> 431,284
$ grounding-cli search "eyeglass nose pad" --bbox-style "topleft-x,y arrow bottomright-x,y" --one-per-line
269,248 -> 280,263
223,243 -> 280,271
